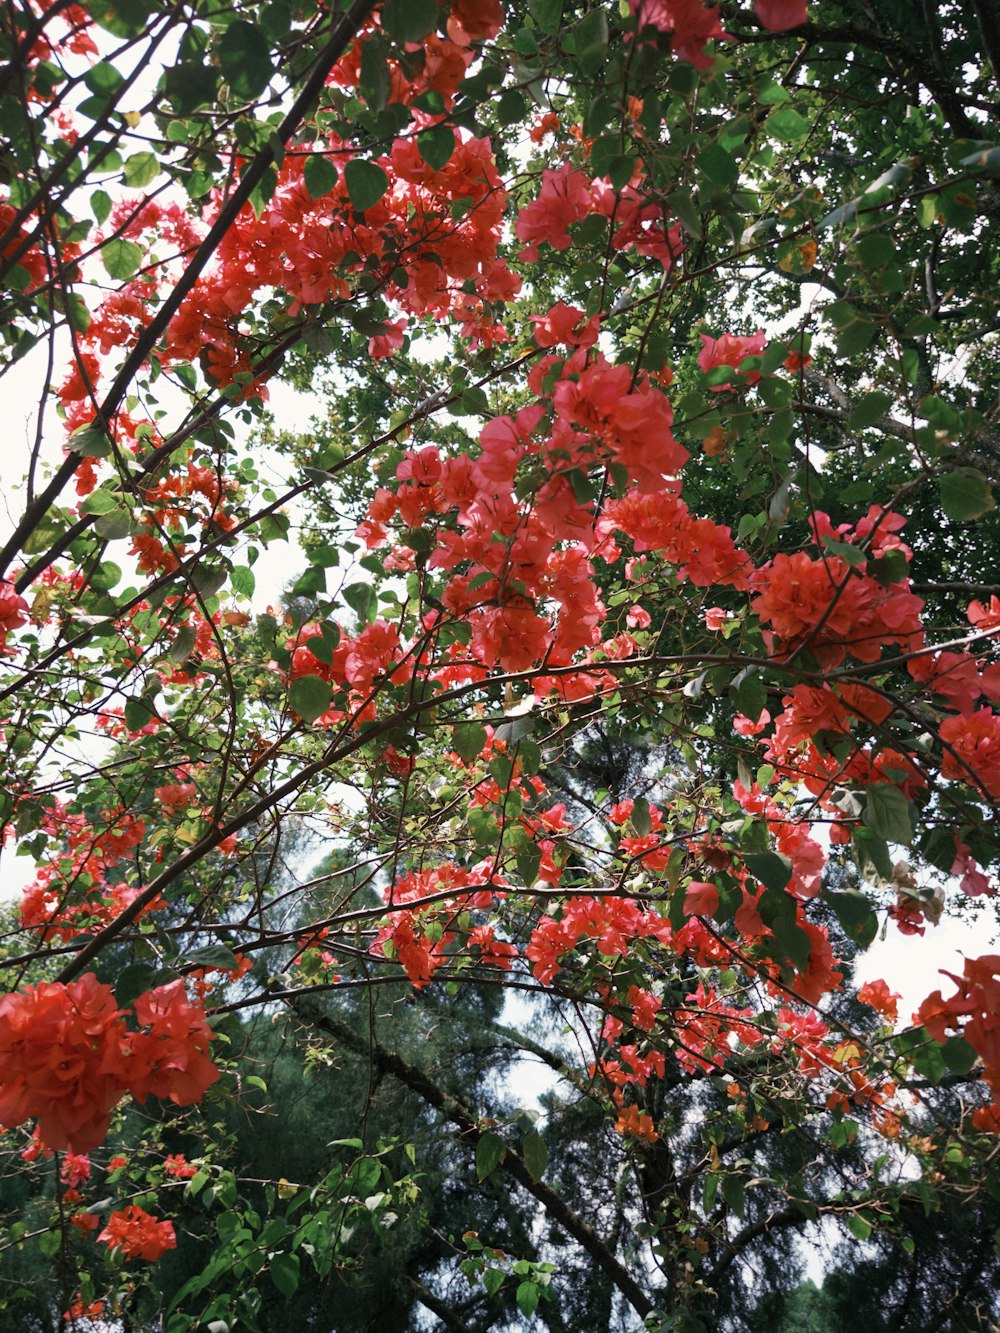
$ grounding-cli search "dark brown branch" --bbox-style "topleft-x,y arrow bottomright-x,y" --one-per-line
292,999 -> 657,1321
0,0 -> 378,582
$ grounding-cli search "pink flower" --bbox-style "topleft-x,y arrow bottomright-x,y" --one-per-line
683,881 -> 719,917
756,0 -> 808,32
368,318 -> 407,360
698,330 -> 766,388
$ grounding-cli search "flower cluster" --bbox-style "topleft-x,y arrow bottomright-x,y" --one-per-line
97,1205 -> 176,1262
0,976 -> 219,1152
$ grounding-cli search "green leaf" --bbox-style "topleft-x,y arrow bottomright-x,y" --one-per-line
165,63 -> 218,115
344,159 -> 389,213
219,21 -> 273,102
115,962 -> 158,1006
852,826 -> 893,883
732,671 -> 767,721
231,566 -> 255,598
827,890 -> 878,949
342,582 -> 376,624
703,1172 -> 719,1214
269,1251 -> 300,1300
38,1229 -> 62,1257
85,0 -> 152,37
631,797 -> 652,836
530,0 -> 564,32
697,142 -> 739,192
522,1129 -> 547,1182
168,624 -> 198,664
91,189 -> 112,225
848,390 -> 893,430
516,1282 -> 539,1318
940,471 -> 995,522
912,1033 -> 946,1083
483,1268 -> 506,1297
743,851 -> 792,893
453,722 -> 487,762
359,34 -> 391,112
940,1035 -> 978,1074
760,891 -> 812,972
721,1174 -> 745,1219
668,187 -> 703,240
863,784 -> 912,845
123,151 -> 160,188
124,696 -> 158,731
458,385 -> 489,415
476,1132 -> 506,1181
847,1213 -> 872,1241
418,126 -> 455,171
767,106 -> 810,142
186,943 -> 240,971
382,0 -> 438,41
102,237 -> 143,280
303,153 -> 338,199
80,487 -> 121,516
289,675 -> 332,724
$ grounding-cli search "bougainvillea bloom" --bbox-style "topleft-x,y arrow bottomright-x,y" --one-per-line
0,579 -> 29,647
97,1206 -> 177,1261
0,976 -> 129,1152
0,976 -> 219,1152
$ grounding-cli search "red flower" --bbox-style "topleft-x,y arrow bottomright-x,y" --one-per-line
939,708 -> 1000,799
163,1153 -> 197,1179
447,0 -> 503,45
683,881 -> 719,918
98,1205 -> 176,1261
857,978 -> 900,1024
0,579 -> 29,648
756,0 -> 807,32
698,330 -> 766,386
0,975 -> 129,1153
127,981 -> 220,1107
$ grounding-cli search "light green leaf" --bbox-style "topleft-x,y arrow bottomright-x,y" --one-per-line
303,154 -> 338,199
522,1129 -> 547,1182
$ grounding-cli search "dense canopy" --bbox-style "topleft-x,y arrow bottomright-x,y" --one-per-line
1,0 -> 1000,1329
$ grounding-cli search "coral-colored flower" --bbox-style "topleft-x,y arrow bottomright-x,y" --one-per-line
0,976 -> 129,1152
0,579 -> 28,647
756,0 -> 807,32
939,708 -> 1000,799
447,0 -> 504,44
683,881 -> 719,917
614,1102 -> 659,1142
163,1153 -> 197,1179
0,976 -> 219,1153
629,0 -> 732,68
698,330 -> 766,386
60,1153 -> 92,1188
127,981 -> 220,1107
98,1205 -> 176,1261
857,978 -> 900,1024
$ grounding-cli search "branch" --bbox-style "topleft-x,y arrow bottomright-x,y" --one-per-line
708,1206 -> 804,1283
408,1278 -> 478,1333
290,999 -> 657,1321
0,0 -> 378,581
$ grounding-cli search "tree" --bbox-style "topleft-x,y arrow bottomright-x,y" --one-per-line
1,0 -> 1000,1328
